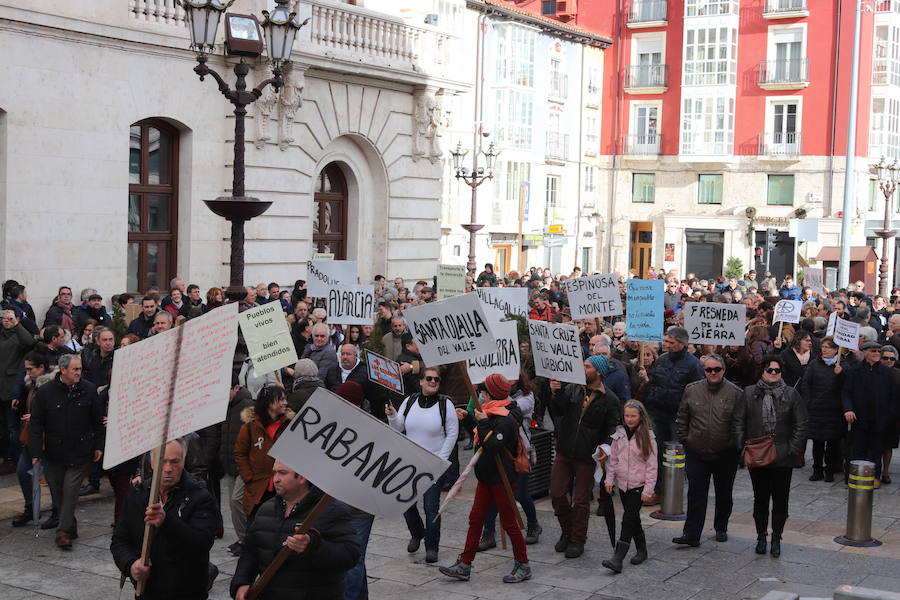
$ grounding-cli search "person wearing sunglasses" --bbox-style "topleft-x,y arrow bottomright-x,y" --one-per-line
386,367 -> 458,565
673,353 -> 744,547
800,337 -> 846,483
879,346 -> 900,485
734,354 -> 807,558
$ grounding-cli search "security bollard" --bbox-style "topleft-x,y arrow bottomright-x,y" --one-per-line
651,441 -> 686,521
834,460 -> 882,547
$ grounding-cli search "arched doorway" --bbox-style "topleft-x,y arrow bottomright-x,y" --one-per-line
313,163 -> 348,259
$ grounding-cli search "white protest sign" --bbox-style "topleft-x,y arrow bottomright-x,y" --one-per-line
684,302 -> 746,345
312,253 -> 334,261
773,299 -> 803,325
240,302 -> 298,374
307,260 -> 357,297
365,350 -> 404,395
269,388 -> 450,518
476,287 -> 529,321
804,267 -> 824,295
467,319 -> 521,384
564,273 -> 623,319
528,319 -> 586,385
831,315 -> 860,350
404,292 -> 495,367
437,264 -> 466,299
326,284 -> 375,325
104,303 -> 239,469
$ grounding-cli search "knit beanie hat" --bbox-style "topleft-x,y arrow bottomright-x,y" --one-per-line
483,373 -> 512,400
294,358 -> 319,378
336,381 -> 364,408
588,354 -> 610,377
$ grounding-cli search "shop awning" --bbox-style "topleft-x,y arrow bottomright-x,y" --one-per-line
814,246 -> 877,262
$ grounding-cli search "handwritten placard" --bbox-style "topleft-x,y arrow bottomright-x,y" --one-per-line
437,264 -> 466,299
565,273 -> 623,319
404,292 -> 495,367
365,350 -> 404,395
467,319 -> 521,384
626,279 -> 664,342
476,287 -> 529,321
528,319 -> 586,385
326,284 -> 375,325
307,260 -> 357,297
104,303 -> 239,469
240,302 -> 298,375
684,302 -> 746,345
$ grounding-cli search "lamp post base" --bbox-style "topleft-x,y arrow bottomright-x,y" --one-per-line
461,223 -> 485,277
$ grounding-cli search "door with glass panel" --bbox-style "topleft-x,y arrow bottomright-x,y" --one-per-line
774,31 -> 802,81
634,105 -> 659,153
771,102 -> 798,154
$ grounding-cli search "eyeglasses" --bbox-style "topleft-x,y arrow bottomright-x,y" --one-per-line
704,367 -> 723,373
424,376 -> 441,383
765,367 -> 782,374
882,356 -> 897,362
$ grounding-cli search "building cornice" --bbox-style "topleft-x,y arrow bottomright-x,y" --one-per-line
465,0 -> 613,49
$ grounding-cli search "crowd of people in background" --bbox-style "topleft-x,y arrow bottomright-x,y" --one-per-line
1,259 -> 898,597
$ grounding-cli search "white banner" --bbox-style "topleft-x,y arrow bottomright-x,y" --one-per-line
326,284 -> 375,325
476,287 -> 529,321
269,388 -> 451,518
773,299 -> 803,324
830,314 -> 860,350
437,264 -> 466,299
466,319 -> 521,384
564,273 -> 623,319
307,260 -> 357,297
404,292 -> 496,367
104,304 -> 239,469
684,302 -> 746,345
240,302 -> 298,375
528,319 -> 586,385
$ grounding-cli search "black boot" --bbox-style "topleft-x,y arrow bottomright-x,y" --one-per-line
770,535 -> 781,558
755,534 -> 767,554
602,541 -> 630,573
11,508 -> 33,528
630,531 -> 647,565
554,532 -> 569,553
809,468 -> 824,482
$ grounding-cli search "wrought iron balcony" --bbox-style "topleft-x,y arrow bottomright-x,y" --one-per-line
623,64 -> 668,93
759,58 -> 810,89
622,133 -> 662,157
758,131 -> 802,158
627,0 -> 668,27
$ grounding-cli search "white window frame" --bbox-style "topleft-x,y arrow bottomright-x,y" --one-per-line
631,32 -> 667,66
494,88 -> 534,149
871,94 -> 900,160
586,65 -> 602,107
682,25 -> 738,86
680,93 -> 735,156
763,95 -> 802,152
583,164 -> 597,193
584,114 -> 599,156
766,24 -> 807,63
493,23 -> 538,88
628,100 -> 663,153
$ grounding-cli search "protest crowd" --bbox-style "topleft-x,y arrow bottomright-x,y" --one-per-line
1,260 -> 899,599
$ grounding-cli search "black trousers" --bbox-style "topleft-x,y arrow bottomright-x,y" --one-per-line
748,466 -> 793,537
683,449 -> 738,540
852,425 -> 883,478
811,439 -> 842,473
618,486 -> 644,545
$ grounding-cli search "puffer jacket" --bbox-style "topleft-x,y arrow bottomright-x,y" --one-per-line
734,383 -> 808,468
234,407 -> 294,514
551,384 -> 620,463
230,488 -> 360,600
800,358 -> 845,441
604,359 -> 631,404
645,348 -> 704,415
676,378 -> 743,458
608,426 -> 658,492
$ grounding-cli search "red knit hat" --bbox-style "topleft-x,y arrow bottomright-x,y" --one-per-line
336,381 -> 364,408
483,373 -> 511,400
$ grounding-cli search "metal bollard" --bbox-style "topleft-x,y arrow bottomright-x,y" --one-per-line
834,460 -> 882,547
651,441 -> 686,521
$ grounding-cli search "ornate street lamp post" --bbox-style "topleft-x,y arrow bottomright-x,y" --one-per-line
874,156 -> 899,297
179,0 -> 306,300
450,137 -> 499,277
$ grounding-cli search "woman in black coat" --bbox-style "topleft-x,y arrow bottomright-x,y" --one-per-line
800,337 -> 845,482
777,329 -> 813,389
734,354 -> 807,559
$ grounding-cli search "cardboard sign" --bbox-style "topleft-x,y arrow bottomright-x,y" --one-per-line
307,260 -> 357,297
684,302 -> 746,345
528,319 -> 586,385
773,299 -> 803,325
437,264 -> 466,299
565,273 -> 623,319
625,279 -> 664,342
365,350 -> 404,395
104,303 -> 239,469
404,292 -> 495,367
326,284 -> 375,325
828,313 -> 860,350
804,267 -> 824,295
240,302 -> 298,375
269,388 -> 451,518
476,287 -> 529,321
466,319 -> 521,384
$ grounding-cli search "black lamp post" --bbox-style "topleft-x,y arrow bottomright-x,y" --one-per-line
179,0 -> 306,301
450,137 -> 499,277
874,156 -> 898,298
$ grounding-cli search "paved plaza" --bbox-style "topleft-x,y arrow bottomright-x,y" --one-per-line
2,446 -> 900,600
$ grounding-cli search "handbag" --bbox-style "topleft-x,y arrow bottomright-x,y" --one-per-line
742,434 -> 777,468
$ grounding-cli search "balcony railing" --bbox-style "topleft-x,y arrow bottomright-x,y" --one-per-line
129,0 -> 186,25
764,0 -> 809,16
875,0 -> 900,12
546,132 -> 570,162
628,0 -> 668,25
759,58 -> 810,88
685,1 -> 740,17
758,131 -> 802,158
622,133 -> 662,156
550,73 -> 568,99
623,64 -> 669,91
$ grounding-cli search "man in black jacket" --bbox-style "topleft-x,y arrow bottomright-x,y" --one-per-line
127,297 -> 159,339
231,461 -> 359,600
110,438 -> 218,600
28,354 -> 104,549
548,355 -> 620,559
325,344 -> 368,391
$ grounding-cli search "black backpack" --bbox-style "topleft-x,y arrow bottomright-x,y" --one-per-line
401,393 -> 448,435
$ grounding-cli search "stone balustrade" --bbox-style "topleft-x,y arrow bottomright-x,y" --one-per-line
128,0 -> 186,25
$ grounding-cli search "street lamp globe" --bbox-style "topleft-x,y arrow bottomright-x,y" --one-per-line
261,0 -> 308,70
179,0 -> 234,55
876,155 -> 888,182
482,141 -> 499,174
450,141 -> 468,173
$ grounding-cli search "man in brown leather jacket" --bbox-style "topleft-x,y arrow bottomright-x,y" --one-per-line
673,353 -> 744,546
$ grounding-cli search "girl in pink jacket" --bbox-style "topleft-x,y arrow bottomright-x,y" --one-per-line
602,400 -> 657,573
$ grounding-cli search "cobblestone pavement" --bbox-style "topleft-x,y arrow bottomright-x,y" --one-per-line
2,445 -> 900,600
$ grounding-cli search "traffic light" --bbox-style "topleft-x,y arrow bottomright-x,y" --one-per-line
766,228 -> 777,252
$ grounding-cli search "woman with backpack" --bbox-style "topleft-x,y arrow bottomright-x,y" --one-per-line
386,367 -> 458,564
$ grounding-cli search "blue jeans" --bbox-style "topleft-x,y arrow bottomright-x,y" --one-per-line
483,472 -> 538,531
16,449 -> 57,512
343,514 -> 374,600
403,474 -> 444,552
